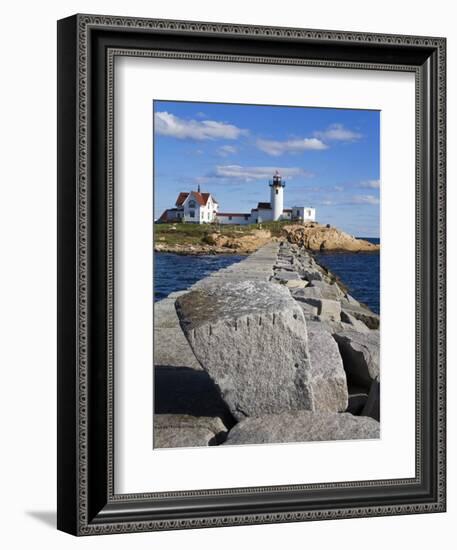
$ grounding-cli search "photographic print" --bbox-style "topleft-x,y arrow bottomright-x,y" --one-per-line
153,100 -> 380,449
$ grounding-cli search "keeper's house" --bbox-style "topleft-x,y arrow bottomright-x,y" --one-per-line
157,171 -> 316,225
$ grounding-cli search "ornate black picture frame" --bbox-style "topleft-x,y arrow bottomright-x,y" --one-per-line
57,14 -> 446,535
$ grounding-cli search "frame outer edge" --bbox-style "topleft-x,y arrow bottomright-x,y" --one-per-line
60,13 -> 447,535
57,14 -> 79,536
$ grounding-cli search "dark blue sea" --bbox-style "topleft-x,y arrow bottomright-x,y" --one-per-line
154,253 -> 244,301
154,239 -> 380,314
314,237 -> 380,314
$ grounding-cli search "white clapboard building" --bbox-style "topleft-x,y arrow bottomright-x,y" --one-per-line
158,171 -> 315,225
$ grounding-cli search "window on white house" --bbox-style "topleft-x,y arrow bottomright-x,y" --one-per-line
188,200 -> 196,208
190,211 -> 195,218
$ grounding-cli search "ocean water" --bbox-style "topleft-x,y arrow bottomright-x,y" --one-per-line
154,239 -> 380,314
154,253 -> 244,301
314,237 -> 380,314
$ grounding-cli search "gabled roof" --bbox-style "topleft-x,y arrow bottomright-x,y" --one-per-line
200,192 -> 213,205
257,202 -> 271,210
158,209 -> 170,222
192,192 -> 207,206
175,191 -> 218,207
175,192 -> 189,207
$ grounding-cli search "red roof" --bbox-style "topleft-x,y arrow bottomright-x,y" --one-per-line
175,192 -> 189,207
158,209 -> 169,222
175,191 -> 217,207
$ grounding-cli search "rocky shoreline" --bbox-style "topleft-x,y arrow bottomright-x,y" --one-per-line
153,241 -> 380,448
154,222 -> 379,255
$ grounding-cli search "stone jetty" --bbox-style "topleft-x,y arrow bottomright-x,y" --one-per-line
153,241 -> 380,448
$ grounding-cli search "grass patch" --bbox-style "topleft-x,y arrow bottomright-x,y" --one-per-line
154,220 -> 296,246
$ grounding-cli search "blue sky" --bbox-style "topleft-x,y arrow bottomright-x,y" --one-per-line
154,100 -> 380,237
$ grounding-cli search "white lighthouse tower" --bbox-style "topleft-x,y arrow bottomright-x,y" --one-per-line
269,170 -> 285,221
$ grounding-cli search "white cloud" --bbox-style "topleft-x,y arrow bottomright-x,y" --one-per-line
314,123 -> 362,142
212,165 -> 311,182
350,194 -> 380,205
256,137 -> 328,156
321,200 -> 337,206
333,185 -> 344,192
217,145 -> 238,157
359,179 -> 380,189
154,111 -> 248,140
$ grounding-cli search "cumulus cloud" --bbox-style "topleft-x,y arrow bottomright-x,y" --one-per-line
212,165 -> 311,182
256,137 -> 328,156
217,145 -> 238,157
314,123 -> 362,142
350,194 -> 380,205
359,179 -> 380,189
154,111 -> 248,140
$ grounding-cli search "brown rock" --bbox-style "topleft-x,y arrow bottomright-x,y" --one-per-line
283,223 -> 380,252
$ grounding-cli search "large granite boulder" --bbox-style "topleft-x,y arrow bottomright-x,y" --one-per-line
308,280 -> 344,300
223,411 -> 380,445
154,327 -> 202,370
296,301 -> 319,318
153,414 -> 227,448
341,302 -> 380,329
284,279 -> 309,289
291,286 -> 325,301
154,297 -> 181,329
154,295 -> 202,370
175,280 -> 316,420
340,310 -> 370,333
300,268 -> 324,282
307,326 -> 348,412
333,330 -> 380,388
303,297 -> 342,322
273,271 -> 302,283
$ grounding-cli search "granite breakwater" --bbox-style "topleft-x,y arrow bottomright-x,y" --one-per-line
153,241 -> 380,448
